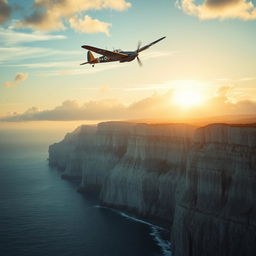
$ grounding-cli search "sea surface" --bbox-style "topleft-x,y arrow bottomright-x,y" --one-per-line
0,129 -> 171,256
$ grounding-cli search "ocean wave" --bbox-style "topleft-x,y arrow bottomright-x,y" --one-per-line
94,205 -> 172,256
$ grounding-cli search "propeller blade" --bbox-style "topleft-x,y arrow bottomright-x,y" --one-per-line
137,56 -> 143,67
137,41 -> 142,52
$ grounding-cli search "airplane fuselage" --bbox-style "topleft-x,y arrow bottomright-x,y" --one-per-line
97,51 -> 138,64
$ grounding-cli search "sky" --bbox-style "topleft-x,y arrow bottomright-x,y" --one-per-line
1,0 -> 256,125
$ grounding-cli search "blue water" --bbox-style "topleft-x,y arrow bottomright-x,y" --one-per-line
0,130 -> 171,256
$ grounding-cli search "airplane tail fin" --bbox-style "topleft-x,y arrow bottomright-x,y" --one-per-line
80,50 -> 96,65
87,51 -> 96,62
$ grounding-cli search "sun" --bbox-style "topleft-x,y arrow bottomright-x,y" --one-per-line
173,89 -> 203,108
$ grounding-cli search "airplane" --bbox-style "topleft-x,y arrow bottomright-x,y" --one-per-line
80,36 -> 166,67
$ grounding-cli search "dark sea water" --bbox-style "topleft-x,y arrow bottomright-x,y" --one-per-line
0,129 -> 171,256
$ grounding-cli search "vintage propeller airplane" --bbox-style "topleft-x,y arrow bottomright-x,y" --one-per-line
80,36 -> 166,67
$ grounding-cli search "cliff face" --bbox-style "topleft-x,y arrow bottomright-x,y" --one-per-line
100,124 -> 195,222
80,122 -> 134,194
171,124 -> 256,256
49,122 -> 256,256
49,125 -> 97,178
49,122 -> 196,223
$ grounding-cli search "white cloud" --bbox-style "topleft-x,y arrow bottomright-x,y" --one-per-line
40,62 -> 128,77
0,47 -> 80,64
69,15 -> 111,35
177,0 -> 256,20
0,28 -> 66,45
1,87 -> 256,121
1,99 -> 127,121
8,61 -> 79,69
0,28 -> 74,67
16,0 -> 131,34
0,47 -> 48,63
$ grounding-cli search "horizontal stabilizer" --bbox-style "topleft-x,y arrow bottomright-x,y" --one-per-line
80,62 -> 89,65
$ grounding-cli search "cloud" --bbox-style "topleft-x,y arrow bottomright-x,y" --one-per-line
1,86 -> 256,121
0,28 -> 75,67
8,60 -> 79,69
15,73 -> 29,82
176,0 -> 256,20
0,46 -> 80,64
37,62 -> 128,77
1,99 -> 127,121
16,0 -> 131,33
69,15 -> 111,35
217,85 -> 233,96
3,72 -> 29,88
0,0 -> 11,24
0,28 -> 66,45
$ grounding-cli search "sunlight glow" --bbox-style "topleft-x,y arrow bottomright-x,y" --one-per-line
173,89 -> 204,108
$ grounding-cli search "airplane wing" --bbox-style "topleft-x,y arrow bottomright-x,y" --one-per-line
81,45 -> 128,59
137,36 -> 166,53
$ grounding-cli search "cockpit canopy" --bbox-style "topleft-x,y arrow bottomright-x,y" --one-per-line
113,49 -> 122,53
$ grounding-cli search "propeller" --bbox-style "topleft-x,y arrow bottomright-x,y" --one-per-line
137,41 -> 142,52
136,56 -> 142,67
136,41 -> 143,67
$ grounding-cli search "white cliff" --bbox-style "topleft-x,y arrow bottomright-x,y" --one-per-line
49,122 -> 195,223
100,123 -> 195,223
172,124 -> 256,256
48,122 -> 256,256
49,125 -> 97,178
79,122 -> 134,194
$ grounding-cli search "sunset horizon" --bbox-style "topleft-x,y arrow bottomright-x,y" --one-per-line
1,0 -> 256,127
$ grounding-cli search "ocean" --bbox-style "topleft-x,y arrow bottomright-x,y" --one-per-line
0,129 -> 171,256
